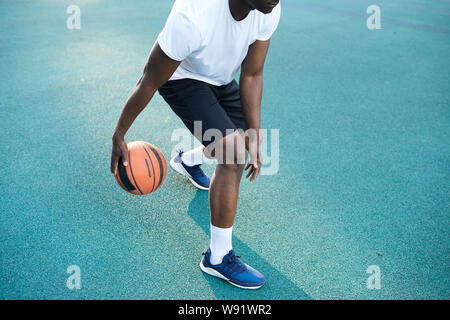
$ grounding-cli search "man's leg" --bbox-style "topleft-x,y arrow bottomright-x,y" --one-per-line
209,163 -> 244,226
199,131 -> 265,289
205,131 -> 246,264
207,131 -> 246,227
158,78 -> 265,288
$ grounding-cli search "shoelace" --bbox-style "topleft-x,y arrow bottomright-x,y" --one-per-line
202,252 -> 247,273
227,253 -> 247,273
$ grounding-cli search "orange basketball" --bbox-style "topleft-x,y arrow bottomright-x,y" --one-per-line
114,141 -> 167,195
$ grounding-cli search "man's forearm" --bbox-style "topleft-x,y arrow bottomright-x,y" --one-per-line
113,79 -> 157,139
239,73 -> 263,130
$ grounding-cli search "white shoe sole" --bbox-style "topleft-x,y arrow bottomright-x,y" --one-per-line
199,259 -> 264,290
169,157 -> 209,191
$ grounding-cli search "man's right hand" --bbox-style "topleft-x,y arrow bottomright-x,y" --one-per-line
110,133 -> 129,174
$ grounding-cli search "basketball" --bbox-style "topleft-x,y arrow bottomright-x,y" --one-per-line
114,141 -> 167,195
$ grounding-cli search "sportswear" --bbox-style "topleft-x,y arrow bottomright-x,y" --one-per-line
209,224 -> 233,265
200,248 -> 266,289
157,0 -> 281,86
158,78 -> 247,147
169,150 -> 210,190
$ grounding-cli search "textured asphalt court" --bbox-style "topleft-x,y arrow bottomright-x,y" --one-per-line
0,0 -> 449,299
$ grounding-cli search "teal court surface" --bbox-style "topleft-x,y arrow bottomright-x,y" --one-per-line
0,0 -> 449,299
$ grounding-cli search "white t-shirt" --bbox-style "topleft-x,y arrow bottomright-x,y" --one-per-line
157,0 -> 281,86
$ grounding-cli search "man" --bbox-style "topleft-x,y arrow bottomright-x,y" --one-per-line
110,0 -> 280,289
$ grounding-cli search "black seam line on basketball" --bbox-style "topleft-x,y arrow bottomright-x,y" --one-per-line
118,158 -> 136,191
144,158 -> 152,178
143,146 -> 157,192
128,152 -> 143,195
147,144 -> 164,189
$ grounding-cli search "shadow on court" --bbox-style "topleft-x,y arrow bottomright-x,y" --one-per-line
187,191 -> 311,300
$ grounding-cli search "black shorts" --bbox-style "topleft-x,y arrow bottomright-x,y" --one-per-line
158,78 -> 248,147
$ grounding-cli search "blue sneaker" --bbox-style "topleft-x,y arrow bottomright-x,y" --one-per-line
169,150 -> 210,190
200,249 -> 265,289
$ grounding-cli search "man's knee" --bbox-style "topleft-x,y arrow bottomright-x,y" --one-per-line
218,162 -> 245,174
206,131 -> 247,165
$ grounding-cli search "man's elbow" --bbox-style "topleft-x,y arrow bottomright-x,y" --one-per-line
240,70 -> 263,82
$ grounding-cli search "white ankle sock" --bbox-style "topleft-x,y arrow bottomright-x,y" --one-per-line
181,146 -> 206,167
210,224 -> 233,265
